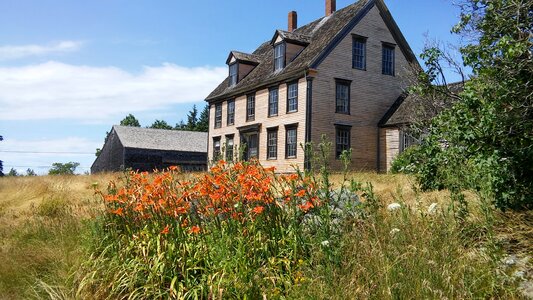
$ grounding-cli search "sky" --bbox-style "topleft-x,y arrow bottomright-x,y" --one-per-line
0,0 -> 462,175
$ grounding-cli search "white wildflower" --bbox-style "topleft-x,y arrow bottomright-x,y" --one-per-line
387,203 -> 401,211
321,240 -> 330,247
389,228 -> 400,235
428,203 -> 438,215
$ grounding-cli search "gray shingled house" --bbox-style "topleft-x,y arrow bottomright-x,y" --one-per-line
205,0 -> 421,172
91,126 -> 208,173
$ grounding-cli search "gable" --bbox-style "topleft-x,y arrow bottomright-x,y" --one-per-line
311,0 -> 416,69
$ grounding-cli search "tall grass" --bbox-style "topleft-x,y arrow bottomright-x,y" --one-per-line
0,165 -> 525,298
0,174 -> 113,299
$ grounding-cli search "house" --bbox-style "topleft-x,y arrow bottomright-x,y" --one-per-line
205,0 -> 419,172
91,125 -> 208,173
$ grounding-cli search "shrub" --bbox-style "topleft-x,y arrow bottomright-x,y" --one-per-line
78,160 -> 359,298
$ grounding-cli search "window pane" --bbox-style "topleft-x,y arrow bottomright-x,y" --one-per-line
382,46 -> 395,75
267,130 -> 278,159
335,82 -> 350,114
286,127 -> 297,158
215,103 -> 222,128
352,38 -> 366,69
225,136 -> 234,161
247,94 -> 255,121
287,83 -> 298,112
335,127 -> 351,158
213,138 -> 221,159
274,43 -> 285,71
227,100 -> 235,125
229,63 -> 238,86
269,88 -> 278,116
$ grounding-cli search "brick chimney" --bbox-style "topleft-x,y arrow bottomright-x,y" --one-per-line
288,11 -> 297,32
326,0 -> 336,16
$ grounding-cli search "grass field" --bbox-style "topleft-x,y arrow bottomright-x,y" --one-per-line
0,171 -> 530,299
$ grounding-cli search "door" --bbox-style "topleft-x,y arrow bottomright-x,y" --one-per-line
241,132 -> 259,161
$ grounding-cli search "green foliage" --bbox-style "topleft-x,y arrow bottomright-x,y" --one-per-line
390,146 -> 421,174
196,104 -> 209,132
290,198 -> 517,299
48,162 -> 79,175
7,168 -> 19,177
119,114 -> 141,127
25,168 -> 36,176
407,0 -> 533,210
149,119 -> 173,130
175,104 -> 209,132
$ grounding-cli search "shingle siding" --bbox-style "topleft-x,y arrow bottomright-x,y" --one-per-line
91,129 -> 125,173
208,78 -> 307,172
311,5 -> 409,171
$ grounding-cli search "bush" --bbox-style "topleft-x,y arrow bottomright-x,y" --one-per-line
78,160 -> 360,298
390,145 -> 420,174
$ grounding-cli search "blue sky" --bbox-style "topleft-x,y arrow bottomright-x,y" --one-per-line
0,0 -> 462,174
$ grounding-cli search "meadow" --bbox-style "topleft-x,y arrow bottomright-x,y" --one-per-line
0,163 -> 530,299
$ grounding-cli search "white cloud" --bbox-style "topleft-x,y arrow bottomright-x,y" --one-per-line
1,137 -> 101,175
0,61 -> 227,122
0,41 -> 83,61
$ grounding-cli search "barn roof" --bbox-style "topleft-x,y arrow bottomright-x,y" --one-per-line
113,125 -> 208,153
206,0 -> 416,102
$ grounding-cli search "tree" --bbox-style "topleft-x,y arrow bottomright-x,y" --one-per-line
48,162 -> 80,175
149,120 -> 173,130
174,120 -> 186,130
26,168 -> 36,176
7,168 -> 19,176
120,114 -> 141,127
406,0 -> 533,210
196,105 -> 209,132
186,105 -> 198,131
0,135 -> 3,177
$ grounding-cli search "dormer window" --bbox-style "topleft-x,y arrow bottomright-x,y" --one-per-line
229,63 -> 238,86
226,51 -> 259,87
271,30 -> 310,72
274,43 -> 285,71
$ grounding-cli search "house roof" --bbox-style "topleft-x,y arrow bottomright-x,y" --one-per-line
226,51 -> 261,65
271,30 -> 312,45
379,82 -> 465,127
113,125 -> 208,153
206,0 -> 417,102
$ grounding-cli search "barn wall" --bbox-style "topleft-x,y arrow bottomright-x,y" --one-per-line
124,148 -> 207,172
91,130 -> 125,173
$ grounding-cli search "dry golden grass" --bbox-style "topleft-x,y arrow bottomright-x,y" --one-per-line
0,171 -> 529,299
0,173 -> 118,299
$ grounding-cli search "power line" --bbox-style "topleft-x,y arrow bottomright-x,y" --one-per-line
0,150 -> 94,155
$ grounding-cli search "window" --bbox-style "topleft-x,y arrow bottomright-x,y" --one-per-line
274,43 -> 285,71
335,79 -> 351,114
400,131 -> 418,152
214,103 -> 222,128
382,44 -> 395,76
225,135 -> 234,162
229,63 -> 238,86
335,125 -> 351,159
267,128 -> 278,159
246,93 -> 255,121
285,125 -> 297,158
287,82 -> 298,113
268,87 -> 279,116
352,36 -> 366,70
227,100 -> 235,125
213,137 -> 221,159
